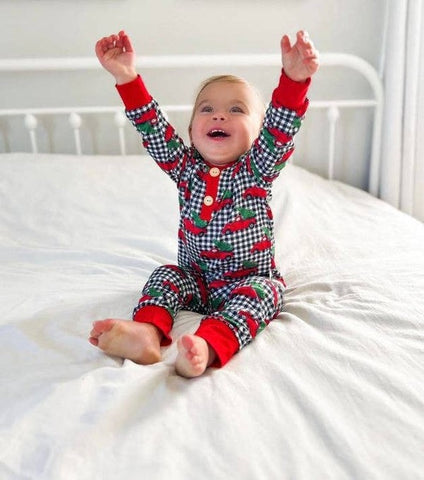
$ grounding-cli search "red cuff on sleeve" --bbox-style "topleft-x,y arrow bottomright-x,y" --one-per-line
272,69 -> 311,115
133,305 -> 173,346
195,318 -> 240,368
115,75 -> 153,111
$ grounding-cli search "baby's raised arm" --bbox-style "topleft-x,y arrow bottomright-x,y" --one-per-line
95,31 -> 138,85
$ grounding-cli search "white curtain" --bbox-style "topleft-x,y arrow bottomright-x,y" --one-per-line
380,0 -> 424,221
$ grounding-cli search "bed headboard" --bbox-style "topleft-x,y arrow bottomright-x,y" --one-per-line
0,53 -> 383,196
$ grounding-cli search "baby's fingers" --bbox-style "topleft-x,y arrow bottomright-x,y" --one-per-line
303,47 -> 318,59
96,37 -> 110,55
296,30 -> 310,45
95,38 -> 108,57
97,34 -> 120,53
280,34 -> 292,54
297,32 -> 318,55
118,30 -> 135,53
106,34 -> 119,49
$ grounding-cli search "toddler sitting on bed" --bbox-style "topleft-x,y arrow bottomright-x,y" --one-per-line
89,30 -> 319,377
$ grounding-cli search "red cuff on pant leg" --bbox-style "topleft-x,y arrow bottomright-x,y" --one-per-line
133,305 -> 173,346
195,318 -> 239,368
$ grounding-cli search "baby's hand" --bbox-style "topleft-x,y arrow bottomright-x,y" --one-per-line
281,31 -> 319,82
95,30 -> 137,85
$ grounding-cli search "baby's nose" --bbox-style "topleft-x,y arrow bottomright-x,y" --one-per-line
213,112 -> 226,121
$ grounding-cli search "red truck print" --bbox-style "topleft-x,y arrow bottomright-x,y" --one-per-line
213,197 -> 233,212
164,125 -> 180,151
200,240 -> 234,260
222,208 -> 257,234
184,217 -> 207,236
135,110 -> 158,135
164,125 -> 175,142
135,109 -> 158,126
209,279 -> 229,290
200,249 -> 234,260
266,127 -> 292,147
224,261 -> 258,279
162,280 -> 180,294
250,237 -> 272,253
157,156 -> 180,172
231,282 -> 266,300
165,264 -> 187,277
222,217 -> 256,234
231,285 -> 260,300
242,186 -> 267,199
212,190 -> 233,212
239,310 -> 260,338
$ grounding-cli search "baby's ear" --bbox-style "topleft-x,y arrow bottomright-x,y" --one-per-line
188,125 -> 193,144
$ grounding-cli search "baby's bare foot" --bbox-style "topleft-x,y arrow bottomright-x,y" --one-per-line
175,334 -> 216,378
89,319 -> 162,364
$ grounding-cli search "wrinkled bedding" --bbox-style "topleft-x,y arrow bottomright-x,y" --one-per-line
1,153 -> 423,480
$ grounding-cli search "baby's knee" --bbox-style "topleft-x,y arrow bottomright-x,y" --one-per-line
150,264 -> 187,281
229,276 -> 284,314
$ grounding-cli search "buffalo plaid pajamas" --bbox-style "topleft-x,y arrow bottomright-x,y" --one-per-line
116,71 -> 310,367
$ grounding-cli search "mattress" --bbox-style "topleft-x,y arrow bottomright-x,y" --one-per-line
1,152 -> 423,479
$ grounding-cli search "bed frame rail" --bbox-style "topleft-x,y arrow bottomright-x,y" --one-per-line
0,53 -> 383,195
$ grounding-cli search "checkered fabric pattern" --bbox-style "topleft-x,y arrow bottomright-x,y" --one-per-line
133,264 -> 209,319
126,84 -> 307,357
134,264 -> 285,350
126,99 -> 302,281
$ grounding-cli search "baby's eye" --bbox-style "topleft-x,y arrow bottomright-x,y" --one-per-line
200,105 -> 213,113
230,106 -> 245,113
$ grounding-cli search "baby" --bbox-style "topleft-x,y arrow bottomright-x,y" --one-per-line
89,30 -> 319,377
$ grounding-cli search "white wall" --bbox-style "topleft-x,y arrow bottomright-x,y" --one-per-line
2,0 -> 385,60
1,0 -> 387,188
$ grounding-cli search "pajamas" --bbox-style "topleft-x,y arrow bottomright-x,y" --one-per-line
116,71 -> 310,367
134,264 -> 285,366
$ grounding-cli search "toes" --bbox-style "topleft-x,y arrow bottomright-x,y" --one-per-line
180,335 -> 195,352
92,319 -> 116,335
88,337 -> 99,346
186,348 -> 198,360
89,326 -> 102,338
175,335 -> 209,377
179,335 -> 207,360
89,320 -> 117,350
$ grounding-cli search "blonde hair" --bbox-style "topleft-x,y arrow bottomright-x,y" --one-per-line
188,75 -> 265,133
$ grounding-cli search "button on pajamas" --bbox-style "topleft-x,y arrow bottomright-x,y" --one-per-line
116,71 -> 310,367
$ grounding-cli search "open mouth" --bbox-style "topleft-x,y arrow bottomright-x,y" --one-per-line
207,129 -> 230,138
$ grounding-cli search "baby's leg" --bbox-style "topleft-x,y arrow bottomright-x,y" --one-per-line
89,264 -> 204,365
175,335 -> 216,378
133,264 -> 204,343
89,319 -> 162,364
194,277 -> 285,368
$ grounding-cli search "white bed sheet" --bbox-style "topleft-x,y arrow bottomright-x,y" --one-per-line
1,153 -> 423,480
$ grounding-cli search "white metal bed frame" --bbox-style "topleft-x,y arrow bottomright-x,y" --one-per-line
0,53 -> 383,196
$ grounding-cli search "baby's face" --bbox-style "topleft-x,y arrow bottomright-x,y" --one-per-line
189,81 -> 263,167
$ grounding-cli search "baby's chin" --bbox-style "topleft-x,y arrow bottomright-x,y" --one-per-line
200,147 -> 250,167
